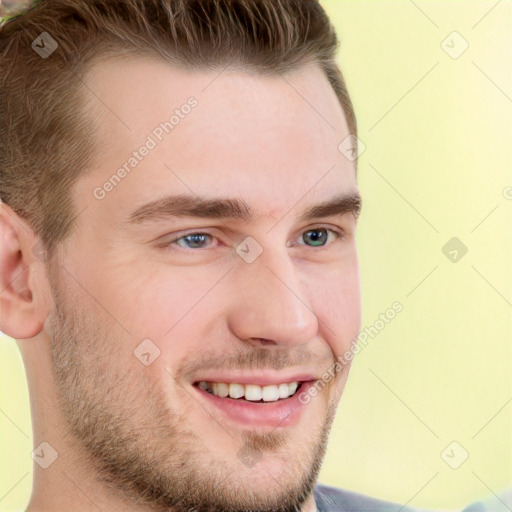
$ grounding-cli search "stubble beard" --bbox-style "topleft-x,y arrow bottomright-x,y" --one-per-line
47,275 -> 341,511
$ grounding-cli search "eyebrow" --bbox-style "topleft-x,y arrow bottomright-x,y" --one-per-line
126,192 -> 362,225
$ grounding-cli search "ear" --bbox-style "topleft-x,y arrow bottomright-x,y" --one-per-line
0,201 -> 51,339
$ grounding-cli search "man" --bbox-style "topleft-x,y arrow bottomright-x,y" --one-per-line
0,1 -> 421,510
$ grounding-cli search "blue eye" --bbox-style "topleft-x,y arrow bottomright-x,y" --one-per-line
166,227 -> 343,250
301,228 -> 331,247
174,233 -> 213,249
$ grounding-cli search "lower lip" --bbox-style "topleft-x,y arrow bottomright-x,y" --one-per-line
194,381 -> 315,429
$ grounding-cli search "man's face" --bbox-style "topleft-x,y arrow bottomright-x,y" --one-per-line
46,57 -> 361,511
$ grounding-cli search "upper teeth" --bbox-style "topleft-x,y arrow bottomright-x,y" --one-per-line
198,381 -> 300,401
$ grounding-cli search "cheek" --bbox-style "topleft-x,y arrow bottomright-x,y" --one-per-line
90,259 -> 220,339
307,259 -> 361,357
103,264 -> 231,378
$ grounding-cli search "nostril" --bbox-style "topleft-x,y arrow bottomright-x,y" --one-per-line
253,338 -> 276,346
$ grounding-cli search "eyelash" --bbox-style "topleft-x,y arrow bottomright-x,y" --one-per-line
160,226 -> 346,251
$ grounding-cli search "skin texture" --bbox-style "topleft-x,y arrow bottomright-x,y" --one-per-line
0,57 -> 361,511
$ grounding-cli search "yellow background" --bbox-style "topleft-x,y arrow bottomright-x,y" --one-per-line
1,1 -> 510,510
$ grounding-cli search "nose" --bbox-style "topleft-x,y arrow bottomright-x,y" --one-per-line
226,247 -> 319,348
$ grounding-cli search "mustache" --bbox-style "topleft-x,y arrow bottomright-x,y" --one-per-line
176,346 -> 334,380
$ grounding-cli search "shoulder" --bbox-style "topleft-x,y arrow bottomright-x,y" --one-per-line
313,483 -> 427,512
460,487 -> 512,512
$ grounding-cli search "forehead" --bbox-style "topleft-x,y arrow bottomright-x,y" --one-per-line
75,56 -> 356,226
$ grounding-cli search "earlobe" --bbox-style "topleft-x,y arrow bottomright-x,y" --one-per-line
0,202 -> 50,339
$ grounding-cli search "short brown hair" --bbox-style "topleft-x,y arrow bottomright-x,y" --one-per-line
0,0 -> 357,259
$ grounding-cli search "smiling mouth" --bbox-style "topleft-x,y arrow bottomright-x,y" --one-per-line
194,381 -> 304,402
